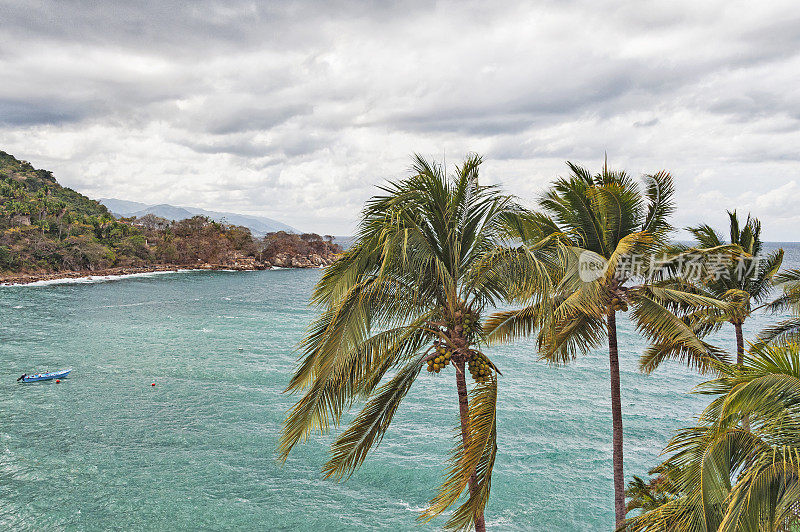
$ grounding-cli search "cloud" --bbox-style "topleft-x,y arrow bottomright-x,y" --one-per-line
0,0 -> 798,237
755,181 -> 800,215
0,99 -> 87,125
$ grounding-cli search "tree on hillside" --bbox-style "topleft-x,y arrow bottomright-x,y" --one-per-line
299,233 -> 322,242
135,213 -> 171,231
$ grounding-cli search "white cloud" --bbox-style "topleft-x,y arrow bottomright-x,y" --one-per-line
755,181 -> 800,213
0,0 -> 798,237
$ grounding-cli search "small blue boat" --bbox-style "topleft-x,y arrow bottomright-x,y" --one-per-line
17,369 -> 71,383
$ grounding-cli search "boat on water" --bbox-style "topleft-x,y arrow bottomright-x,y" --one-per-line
17,369 -> 71,383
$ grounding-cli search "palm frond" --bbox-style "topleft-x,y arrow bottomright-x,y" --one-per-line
641,170 -> 675,241
758,318 -> 800,345
420,378 -> 498,531
279,317 -> 432,461
630,291 -> 729,373
629,342 -> 800,529
321,354 -> 425,480
483,301 -> 549,345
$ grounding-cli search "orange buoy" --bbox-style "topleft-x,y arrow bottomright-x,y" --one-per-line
151,383 -> 156,386
55,379 -> 60,383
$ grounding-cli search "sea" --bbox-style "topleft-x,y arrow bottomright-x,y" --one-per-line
1,243 -> 797,531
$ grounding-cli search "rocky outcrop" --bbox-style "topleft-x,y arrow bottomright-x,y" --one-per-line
11,214 -> 31,226
267,250 -> 337,268
259,231 -> 341,269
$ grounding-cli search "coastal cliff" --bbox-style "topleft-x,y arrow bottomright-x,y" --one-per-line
0,150 -> 340,284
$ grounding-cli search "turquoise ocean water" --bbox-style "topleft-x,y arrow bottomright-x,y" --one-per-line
1,244 -> 797,530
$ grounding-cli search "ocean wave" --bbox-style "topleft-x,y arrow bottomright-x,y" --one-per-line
0,269 -> 218,287
396,499 -> 428,513
95,301 -> 160,309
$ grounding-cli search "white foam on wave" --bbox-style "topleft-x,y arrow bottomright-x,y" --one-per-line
396,499 -> 429,513
1,270 -> 190,287
96,301 -> 158,309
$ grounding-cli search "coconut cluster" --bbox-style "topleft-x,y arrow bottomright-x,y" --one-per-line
467,351 -> 492,383
427,341 -> 452,373
460,311 -> 478,334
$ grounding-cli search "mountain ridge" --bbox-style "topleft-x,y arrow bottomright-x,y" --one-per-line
98,198 -> 299,236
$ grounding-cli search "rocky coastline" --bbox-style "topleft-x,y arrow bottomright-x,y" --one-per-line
0,250 -> 338,286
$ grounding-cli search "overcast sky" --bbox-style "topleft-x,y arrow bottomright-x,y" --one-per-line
1,1 -> 799,238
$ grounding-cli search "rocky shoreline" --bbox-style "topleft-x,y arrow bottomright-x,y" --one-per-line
0,255 -> 335,286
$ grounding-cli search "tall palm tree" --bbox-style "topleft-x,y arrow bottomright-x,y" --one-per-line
279,154 -> 550,531
485,161 -> 729,527
625,342 -> 800,531
676,211 -> 784,364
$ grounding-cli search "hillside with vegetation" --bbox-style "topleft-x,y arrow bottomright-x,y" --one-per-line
0,151 -> 339,281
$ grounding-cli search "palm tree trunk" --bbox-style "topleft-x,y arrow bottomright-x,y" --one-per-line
734,321 -> 750,432
734,321 -> 744,365
455,358 -> 486,532
607,309 -> 626,528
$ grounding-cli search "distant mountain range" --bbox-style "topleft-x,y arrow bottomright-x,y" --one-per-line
98,198 -> 299,236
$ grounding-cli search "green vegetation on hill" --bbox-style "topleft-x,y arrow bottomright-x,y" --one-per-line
0,150 -> 122,271
0,150 -> 339,274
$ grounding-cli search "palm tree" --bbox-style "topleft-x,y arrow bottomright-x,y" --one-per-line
760,268 -> 800,345
625,342 -> 800,531
279,154 -> 550,531
678,211 -> 784,364
624,463 -> 681,515
485,161 -> 729,527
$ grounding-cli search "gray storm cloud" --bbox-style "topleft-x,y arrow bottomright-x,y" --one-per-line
0,0 -> 798,236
